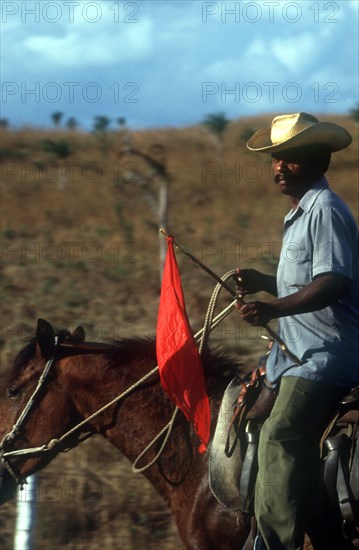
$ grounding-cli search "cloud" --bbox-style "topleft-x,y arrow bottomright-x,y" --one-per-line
348,1 -> 359,13
1,1 -> 358,129
23,18 -> 154,68
270,33 -> 317,73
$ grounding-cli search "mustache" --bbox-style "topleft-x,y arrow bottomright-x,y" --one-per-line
274,172 -> 294,184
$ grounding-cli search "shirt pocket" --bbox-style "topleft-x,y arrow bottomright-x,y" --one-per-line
280,245 -> 312,289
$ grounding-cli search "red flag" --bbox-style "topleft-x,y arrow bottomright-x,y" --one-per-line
156,236 -> 210,452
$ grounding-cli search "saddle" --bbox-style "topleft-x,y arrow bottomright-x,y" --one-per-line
209,361 -> 359,546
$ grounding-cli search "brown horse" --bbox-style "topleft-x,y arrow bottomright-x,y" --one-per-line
1,319 -> 357,549
0,319 -> 251,549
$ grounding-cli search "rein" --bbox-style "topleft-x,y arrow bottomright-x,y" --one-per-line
0,272 -> 238,486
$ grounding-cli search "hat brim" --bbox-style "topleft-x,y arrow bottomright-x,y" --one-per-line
246,122 -> 352,153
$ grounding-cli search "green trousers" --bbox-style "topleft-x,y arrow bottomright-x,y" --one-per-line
254,376 -> 347,550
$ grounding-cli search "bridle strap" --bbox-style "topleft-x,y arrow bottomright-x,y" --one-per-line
0,337 -> 59,485
1,336 -> 59,450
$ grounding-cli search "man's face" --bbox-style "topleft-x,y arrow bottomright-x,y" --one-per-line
271,146 -> 327,197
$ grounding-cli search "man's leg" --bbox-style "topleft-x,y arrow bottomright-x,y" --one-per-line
254,376 -> 346,550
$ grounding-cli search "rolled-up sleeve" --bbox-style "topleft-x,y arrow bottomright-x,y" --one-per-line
311,207 -> 354,280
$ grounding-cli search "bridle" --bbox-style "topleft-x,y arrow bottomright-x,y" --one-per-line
0,336 -> 62,485
0,336 -> 163,488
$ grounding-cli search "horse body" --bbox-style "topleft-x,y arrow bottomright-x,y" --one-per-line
3,320 -> 357,549
0,320 -> 250,549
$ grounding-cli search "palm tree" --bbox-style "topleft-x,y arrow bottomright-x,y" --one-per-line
202,112 -> 231,156
93,115 -> 111,133
51,111 -> 64,128
202,112 -> 230,138
66,117 -> 78,131
92,116 -> 112,154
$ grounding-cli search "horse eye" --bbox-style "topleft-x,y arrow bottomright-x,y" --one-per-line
8,384 -> 21,398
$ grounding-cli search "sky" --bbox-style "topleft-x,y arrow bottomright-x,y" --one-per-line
1,0 -> 358,130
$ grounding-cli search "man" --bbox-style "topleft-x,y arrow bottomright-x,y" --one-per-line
236,113 -> 359,549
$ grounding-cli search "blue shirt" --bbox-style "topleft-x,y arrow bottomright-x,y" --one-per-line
267,178 -> 359,389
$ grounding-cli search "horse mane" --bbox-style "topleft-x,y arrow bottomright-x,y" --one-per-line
105,336 -> 158,364
105,337 -> 244,398
202,346 -> 244,397
7,332 -> 244,399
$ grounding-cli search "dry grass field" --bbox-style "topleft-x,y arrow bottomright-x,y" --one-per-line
0,114 -> 358,549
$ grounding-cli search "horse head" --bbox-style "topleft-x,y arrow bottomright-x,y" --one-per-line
0,319 -> 85,503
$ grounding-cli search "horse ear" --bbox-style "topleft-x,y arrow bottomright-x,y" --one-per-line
36,319 -> 56,358
72,326 -> 85,343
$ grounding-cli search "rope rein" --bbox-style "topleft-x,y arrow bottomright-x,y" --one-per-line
1,273 -> 239,479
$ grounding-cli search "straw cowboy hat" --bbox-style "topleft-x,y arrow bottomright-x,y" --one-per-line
246,112 -> 352,153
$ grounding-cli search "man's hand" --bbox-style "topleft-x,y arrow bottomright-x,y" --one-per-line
235,268 -> 278,297
237,273 -> 351,326
237,301 -> 276,326
235,269 -> 266,296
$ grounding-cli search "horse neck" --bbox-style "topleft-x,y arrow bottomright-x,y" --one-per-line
59,348 -> 174,444
59,347 -> 202,503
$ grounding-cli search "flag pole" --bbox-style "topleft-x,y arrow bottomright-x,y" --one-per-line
159,229 -> 303,366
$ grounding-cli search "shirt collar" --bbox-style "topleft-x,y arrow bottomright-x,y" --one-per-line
284,177 -> 329,224
298,177 -> 329,212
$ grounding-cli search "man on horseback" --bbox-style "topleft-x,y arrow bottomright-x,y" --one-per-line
236,113 -> 359,549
